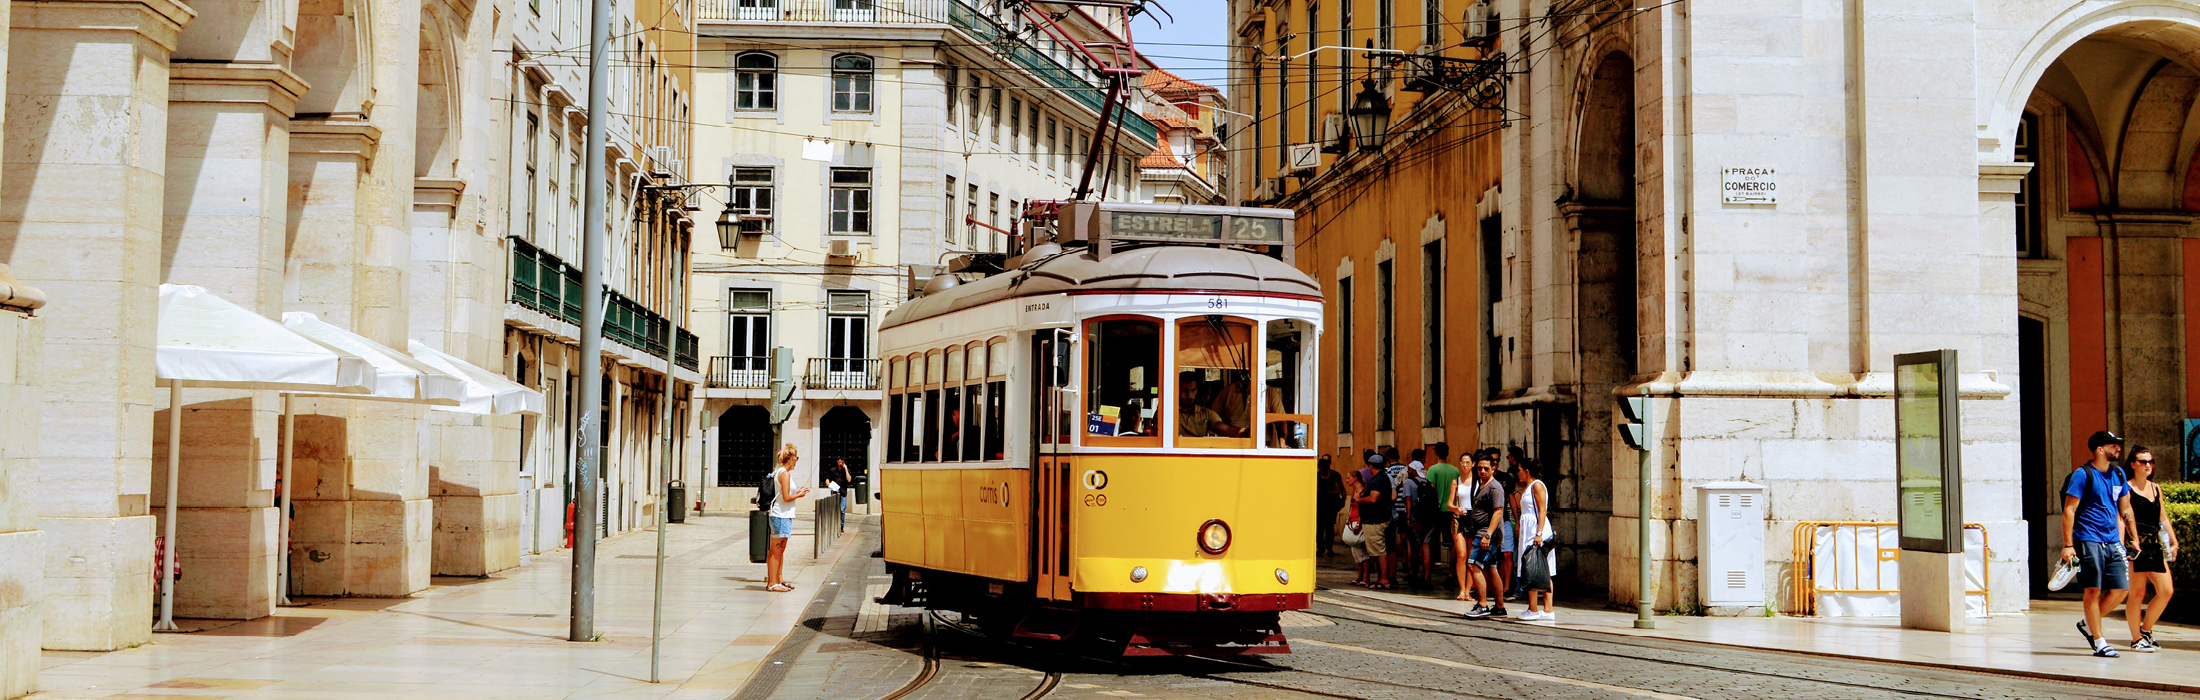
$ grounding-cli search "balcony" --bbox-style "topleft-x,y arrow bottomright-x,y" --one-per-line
708,356 -> 770,389
805,357 -> 880,391
510,237 -> 699,372
696,0 -> 1158,145
696,0 -> 949,23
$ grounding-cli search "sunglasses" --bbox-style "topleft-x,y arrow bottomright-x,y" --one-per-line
2134,459 -> 2155,465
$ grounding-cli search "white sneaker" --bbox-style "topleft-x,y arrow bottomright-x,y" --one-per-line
1519,611 -> 1549,621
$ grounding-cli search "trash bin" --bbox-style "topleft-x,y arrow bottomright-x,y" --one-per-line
749,510 -> 770,563
666,481 -> 686,523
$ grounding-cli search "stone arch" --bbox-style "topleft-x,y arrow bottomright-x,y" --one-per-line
416,12 -> 461,178
1985,3 -> 2200,160
2113,60 -> 2200,208
293,0 -> 377,116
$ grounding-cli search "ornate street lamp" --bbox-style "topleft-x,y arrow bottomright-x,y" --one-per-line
1348,78 -> 1391,153
715,205 -> 741,249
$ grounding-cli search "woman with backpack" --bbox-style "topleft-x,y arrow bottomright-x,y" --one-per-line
765,444 -> 811,593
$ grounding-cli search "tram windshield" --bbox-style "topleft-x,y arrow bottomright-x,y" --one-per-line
1176,316 -> 1254,440
1084,318 -> 1163,440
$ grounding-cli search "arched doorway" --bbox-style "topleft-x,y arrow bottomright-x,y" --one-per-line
820,406 -> 872,503
2010,22 -> 2200,592
717,406 -> 772,489
1562,49 -> 1639,598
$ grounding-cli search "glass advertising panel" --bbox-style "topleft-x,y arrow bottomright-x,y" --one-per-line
1894,349 -> 1963,553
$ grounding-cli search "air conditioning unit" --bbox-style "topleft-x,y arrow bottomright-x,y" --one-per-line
669,158 -> 685,179
1463,1 -> 1496,47
1403,44 -> 1442,93
827,238 -> 862,258
736,214 -> 771,234
1253,178 -> 1284,201
1320,112 -> 1349,153
647,145 -> 673,165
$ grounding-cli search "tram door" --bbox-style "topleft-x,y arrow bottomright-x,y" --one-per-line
1033,329 -> 1074,600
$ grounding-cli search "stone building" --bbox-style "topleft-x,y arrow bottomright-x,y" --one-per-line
687,0 -> 1160,502
0,0 -> 696,689
1228,0 -> 2200,616
1137,68 -> 1227,205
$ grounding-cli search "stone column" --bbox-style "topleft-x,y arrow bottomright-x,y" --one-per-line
4,0 -> 193,651
0,267 -> 48,699
416,179 -> 520,576
154,62 -> 307,621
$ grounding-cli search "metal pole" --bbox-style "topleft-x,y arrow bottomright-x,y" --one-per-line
1635,386 -> 1655,630
649,218 -> 686,682
154,380 -> 182,631
278,394 -> 296,606
570,0 -> 613,641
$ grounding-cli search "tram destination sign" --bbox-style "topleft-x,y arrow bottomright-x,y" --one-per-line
1057,202 -> 1298,263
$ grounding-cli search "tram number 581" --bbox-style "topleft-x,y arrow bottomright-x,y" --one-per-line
1205,297 -> 1228,310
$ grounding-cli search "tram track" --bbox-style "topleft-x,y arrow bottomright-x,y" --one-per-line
873,611 -> 1062,700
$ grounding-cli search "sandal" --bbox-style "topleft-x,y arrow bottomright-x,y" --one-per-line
767,583 -> 794,592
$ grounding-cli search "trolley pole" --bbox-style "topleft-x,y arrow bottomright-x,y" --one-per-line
569,0 -> 612,642
1634,386 -> 1655,630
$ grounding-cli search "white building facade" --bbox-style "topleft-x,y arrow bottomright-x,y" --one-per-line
688,0 -> 1158,503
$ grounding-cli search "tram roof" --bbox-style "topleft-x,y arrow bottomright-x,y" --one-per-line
881,245 -> 1320,330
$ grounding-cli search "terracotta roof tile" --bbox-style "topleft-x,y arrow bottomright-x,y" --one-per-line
1141,145 -> 1187,169
1142,67 -> 1221,97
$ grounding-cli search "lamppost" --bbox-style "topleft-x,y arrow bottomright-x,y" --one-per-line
1348,78 -> 1391,153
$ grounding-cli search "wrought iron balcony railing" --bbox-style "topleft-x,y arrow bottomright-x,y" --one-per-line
708,356 -> 772,389
510,236 -> 696,371
805,357 -> 880,390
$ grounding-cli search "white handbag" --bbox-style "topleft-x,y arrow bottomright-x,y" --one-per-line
1340,521 -> 1365,546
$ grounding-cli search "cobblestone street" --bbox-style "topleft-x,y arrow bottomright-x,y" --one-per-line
738,524 -> 2196,700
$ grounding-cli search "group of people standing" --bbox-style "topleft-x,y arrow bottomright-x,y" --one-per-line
2063,431 -> 2179,657
1318,443 -> 1559,621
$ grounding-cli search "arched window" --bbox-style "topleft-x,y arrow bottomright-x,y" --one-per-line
735,52 -> 777,111
832,54 -> 874,113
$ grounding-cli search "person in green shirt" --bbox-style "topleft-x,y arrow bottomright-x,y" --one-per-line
1423,442 -> 1461,592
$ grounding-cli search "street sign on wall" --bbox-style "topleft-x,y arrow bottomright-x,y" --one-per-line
1721,167 -> 1777,204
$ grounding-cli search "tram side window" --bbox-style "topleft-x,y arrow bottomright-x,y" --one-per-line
1085,318 -> 1162,441
1265,319 -> 1315,449
943,348 -> 964,460
903,353 -> 923,462
985,340 -> 1008,459
962,343 -> 985,461
923,351 -> 942,462
1175,316 -> 1255,441
887,357 -> 906,462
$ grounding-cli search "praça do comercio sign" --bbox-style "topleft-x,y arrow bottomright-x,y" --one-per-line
1721,167 -> 1777,205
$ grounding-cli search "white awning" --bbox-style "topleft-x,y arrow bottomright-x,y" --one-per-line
282,313 -> 467,405
408,339 -> 545,416
155,284 -> 374,393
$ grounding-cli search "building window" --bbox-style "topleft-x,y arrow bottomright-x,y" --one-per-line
1009,97 -> 1023,152
729,168 -> 773,235
967,78 -> 983,134
1046,118 -> 1059,172
989,87 -> 1003,144
831,54 -> 874,113
965,183 -> 980,246
733,0 -> 777,20
1337,276 -> 1353,428
1424,0 -> 1442,46
1423,240 -> 1443,426
1004,199 -> 1018,253
522,113 -> 539,240
1252,61 -> 1265,178
1303,5 -> 1317,145
825,291 -> 870,383
830,168 -> 873,234
944,175 -> 958,243
944,66 -> 959,124
2016,112 -> 2041,258
988,193 -> 1000,245
1481,215 -> 1502,398
1028,106 -> 1041,156
1376,259 -> 1393,431
735,52 -> 777,111
1339,0 -> 1353,98
1379,0 -> 1395,49
727,291 -> 771,374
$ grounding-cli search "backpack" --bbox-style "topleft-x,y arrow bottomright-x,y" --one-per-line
755,469 -> 779,507
1409,471 -> 1440,526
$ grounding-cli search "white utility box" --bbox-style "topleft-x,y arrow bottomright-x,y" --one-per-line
1697,481 -> 1768,613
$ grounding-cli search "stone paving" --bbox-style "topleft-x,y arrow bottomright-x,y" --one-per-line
27,510 -> 860,699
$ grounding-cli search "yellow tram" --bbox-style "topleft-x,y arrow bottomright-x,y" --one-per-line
876,202 -> 1320,655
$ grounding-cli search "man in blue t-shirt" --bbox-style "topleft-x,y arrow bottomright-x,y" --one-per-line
2064,430 -> 2140,657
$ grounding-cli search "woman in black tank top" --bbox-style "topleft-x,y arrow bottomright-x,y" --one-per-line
2123,447 -> 2176,651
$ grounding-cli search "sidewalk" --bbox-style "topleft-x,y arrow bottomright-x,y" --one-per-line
1316,562 -> 2200,693
29,511 -> 863,699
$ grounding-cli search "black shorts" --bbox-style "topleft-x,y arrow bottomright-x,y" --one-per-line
2136,541 -> 2169,574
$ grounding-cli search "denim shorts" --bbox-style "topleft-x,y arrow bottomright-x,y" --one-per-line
2075,540 -> 2130,591
769,515 -> 794,539
1467,537 -> 1502,567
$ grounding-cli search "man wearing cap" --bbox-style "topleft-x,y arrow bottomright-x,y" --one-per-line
2064,430 -> 2141,657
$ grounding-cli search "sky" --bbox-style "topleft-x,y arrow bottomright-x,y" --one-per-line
1131,1 -> 1234,96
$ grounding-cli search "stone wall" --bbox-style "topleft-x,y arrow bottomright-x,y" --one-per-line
0,267 -> 47,699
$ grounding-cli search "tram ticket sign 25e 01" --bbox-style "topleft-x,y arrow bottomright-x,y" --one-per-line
1721,167 -> 1776,205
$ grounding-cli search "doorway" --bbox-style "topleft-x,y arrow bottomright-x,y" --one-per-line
717,405 -> 772,489
2020,316 -> 2056,593
820,406 -> 871,501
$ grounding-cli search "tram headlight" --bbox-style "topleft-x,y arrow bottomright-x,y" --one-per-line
1276,568 -> 1290,585
1130,566 -> 1148,583
1198,519 -> 1232,555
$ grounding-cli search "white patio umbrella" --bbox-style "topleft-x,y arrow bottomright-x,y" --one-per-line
271,313 -> 470,604
408,339 -> 546,416
153,285 -> 374,631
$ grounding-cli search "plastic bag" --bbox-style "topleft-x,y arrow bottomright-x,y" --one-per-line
1520,544 -> 1553,591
